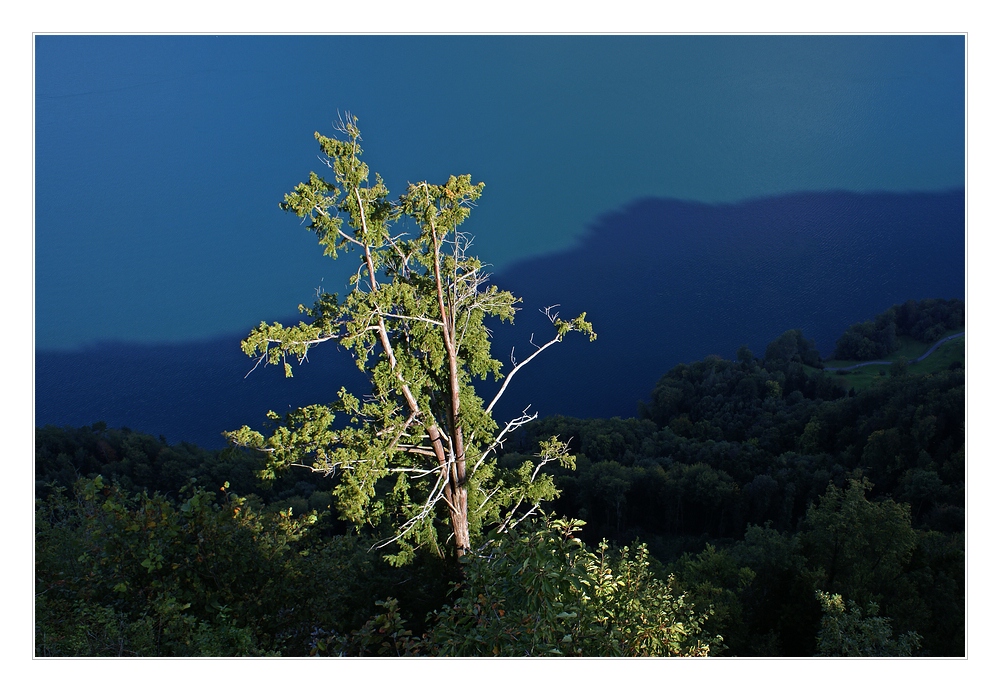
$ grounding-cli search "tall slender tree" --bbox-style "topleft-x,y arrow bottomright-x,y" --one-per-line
226,115 -> 594,563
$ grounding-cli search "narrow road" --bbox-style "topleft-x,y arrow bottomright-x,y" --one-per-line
823,331 -> 964,372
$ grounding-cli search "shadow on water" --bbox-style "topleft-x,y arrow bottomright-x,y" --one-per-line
36,189 -> 965,448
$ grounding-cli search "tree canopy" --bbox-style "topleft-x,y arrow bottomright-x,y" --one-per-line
226,115 -> 594,562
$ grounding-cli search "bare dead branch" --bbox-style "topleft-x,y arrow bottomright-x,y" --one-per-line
395,445 -> 441,459
387,461 -> 449,477
506,502 -> 541,532
485,333 -> 563,414
472,407 -> 538,477
377,311 -> 446,328
243,352 -> 269,379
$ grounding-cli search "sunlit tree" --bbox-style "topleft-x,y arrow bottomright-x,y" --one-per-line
226,115 -> 594,563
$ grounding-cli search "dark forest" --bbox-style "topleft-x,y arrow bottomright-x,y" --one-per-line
35,298 -> 965,657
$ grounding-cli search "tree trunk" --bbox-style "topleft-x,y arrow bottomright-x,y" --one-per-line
449,484 -> 470,558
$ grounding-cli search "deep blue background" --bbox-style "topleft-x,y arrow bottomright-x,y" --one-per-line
488,189 -> 965,424
34,36 -> 965,350
35,189 -> 965,449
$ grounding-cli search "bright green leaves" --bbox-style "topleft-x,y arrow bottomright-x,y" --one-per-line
399,175 -> 485,243
587,541 -> 719,656
538,435 -> 577,471
280,116 -> 397,259
423,517 -> 720,656
228,116 -> 594,562
240,319 -> 331,377
554,311 -> 597,342
815,591 -> 921,656
280,172 -> 345,259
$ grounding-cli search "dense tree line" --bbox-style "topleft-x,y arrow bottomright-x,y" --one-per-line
523,347 -> 963,545
833,298 -> 963,360
503,311 -> 964,656
35,301 -> 964,656
34,423 -> 349,521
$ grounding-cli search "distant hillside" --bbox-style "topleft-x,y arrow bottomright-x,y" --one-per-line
35,190 -> 964,448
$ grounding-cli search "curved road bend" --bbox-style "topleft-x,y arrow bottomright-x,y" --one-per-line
823,331 -> 965,372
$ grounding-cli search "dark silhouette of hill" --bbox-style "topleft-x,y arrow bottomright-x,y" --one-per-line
35,189 -> 964,448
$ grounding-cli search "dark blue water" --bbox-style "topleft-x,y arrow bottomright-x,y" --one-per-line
35,335 -> 371,449
35,190 -> 965,448
486,189 -> 964,425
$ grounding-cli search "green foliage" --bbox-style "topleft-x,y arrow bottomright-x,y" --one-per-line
893,298 -> 964,343
833,314 -> 899,361
36,296 -> 964,657
670,544 -> 752,654
36,473 -> 451,657
802,477 -> 917,609
671,525 -> 821,656
324,517 -> 720,656
35,423 -> 273,503
508,307 -> 964,655
834,298 -> 963,360
815,591 -> 921,656
227,115 -> 593,561
903,530 -> 965,655
320,597 -> 427,656
764,329 -> 823,369
35,476 -> 315,655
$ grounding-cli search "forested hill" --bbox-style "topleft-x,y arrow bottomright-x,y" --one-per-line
35,189 -> 964,449
36,300 -> 965,657
499,298 -> 965,656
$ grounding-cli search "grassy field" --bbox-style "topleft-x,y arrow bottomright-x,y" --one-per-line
824,330 -> 964,393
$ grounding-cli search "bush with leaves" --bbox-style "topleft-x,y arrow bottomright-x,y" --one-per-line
802,477 -> 918,614
324,517 -> 720,656
35,476 -> 317,656
815,591 -> 921,656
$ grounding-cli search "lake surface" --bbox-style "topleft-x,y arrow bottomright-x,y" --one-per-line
36,189 -> 965,448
